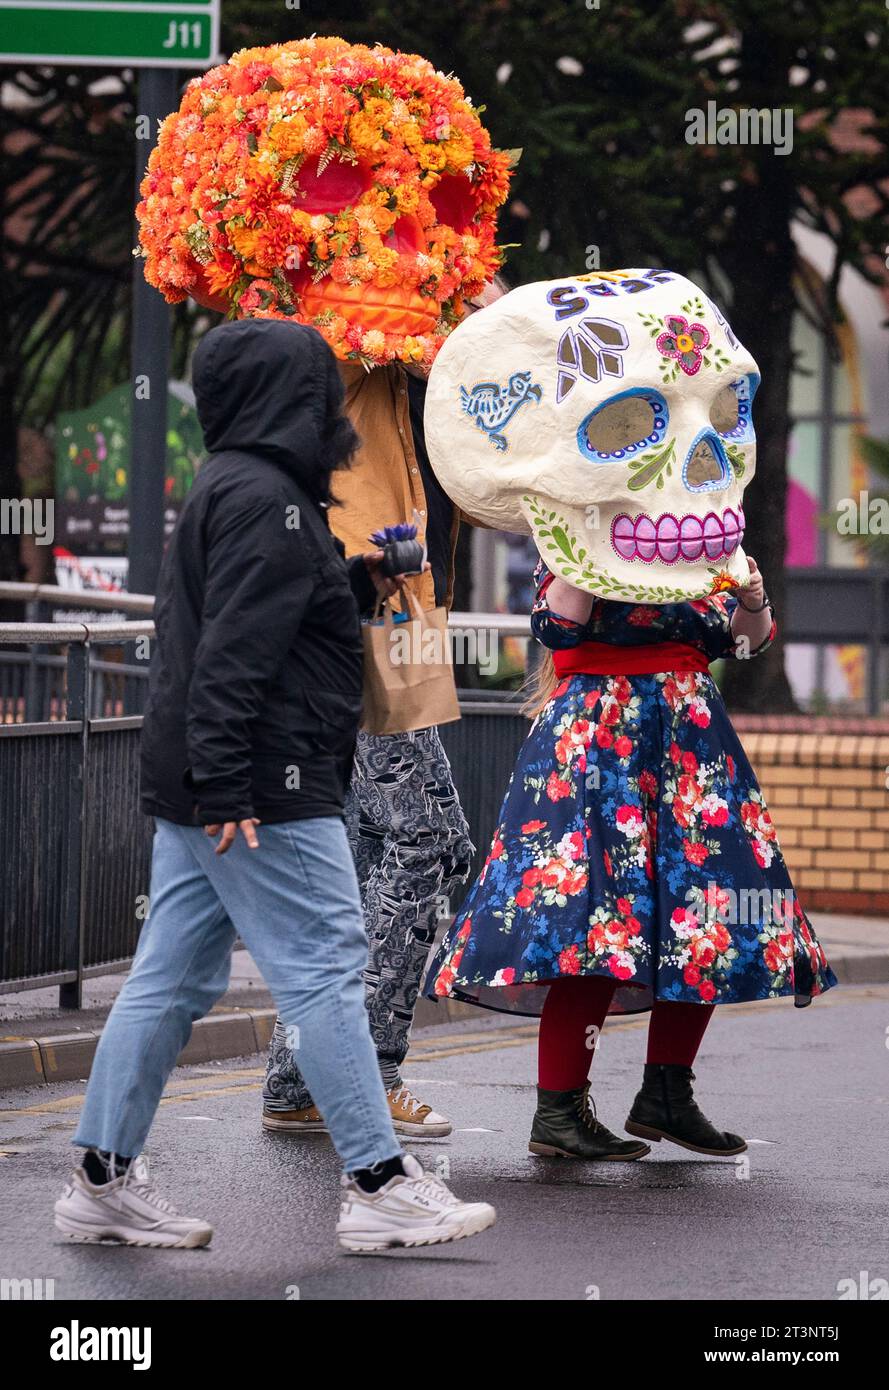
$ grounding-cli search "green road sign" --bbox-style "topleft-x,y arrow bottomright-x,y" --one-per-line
0,1 -> 220,68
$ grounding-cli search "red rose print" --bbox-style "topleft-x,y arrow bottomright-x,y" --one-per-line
583,689 -> 602,709
617,897 -> 632,915
600,701 -> 620,726
711,924 -> 731,953
763,940 -> 785,973
691,937 -> 716,967
639,769 -> 658,797
698,979 -> 717,1002
683,964 -> 701,985
522,867 -> 543,887
702,799 -> 729,827
595,727 -> 613,748
500,968 -> 515,985
625,915 -> 642,936
681,750 -> 698,774
683,839 -> 709,865
559,944 -> 581,975
434,967 -> 455,996
678,774 -> 703,805
610,677 -> 632,705
522,820 -> 546,834
607,954 -> 634,980
614,735 -> 633,758
669,741 -> 682,763
546,772 -> 571,801
514,887 -> 534,908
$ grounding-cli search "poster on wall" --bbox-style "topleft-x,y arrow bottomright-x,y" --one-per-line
54,381 -> 202,560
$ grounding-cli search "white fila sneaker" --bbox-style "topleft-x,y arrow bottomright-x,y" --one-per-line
336,1153 -> 496,1253
54,1156 -> 213,1249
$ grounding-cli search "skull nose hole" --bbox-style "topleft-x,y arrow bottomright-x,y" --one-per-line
684,435 -> 728,490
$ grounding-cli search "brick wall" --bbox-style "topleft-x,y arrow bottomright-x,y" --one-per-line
734,719 -> 889,915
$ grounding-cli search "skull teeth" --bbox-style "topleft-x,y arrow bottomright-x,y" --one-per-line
611,508 -> 744,564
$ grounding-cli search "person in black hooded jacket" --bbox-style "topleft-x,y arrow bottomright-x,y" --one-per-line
140,317 -> 376,829
54,320 -> 496,1255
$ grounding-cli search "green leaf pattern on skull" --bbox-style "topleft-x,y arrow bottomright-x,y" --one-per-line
524,496 -> 723,603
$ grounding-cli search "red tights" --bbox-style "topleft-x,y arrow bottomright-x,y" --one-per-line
538,975 -> 715,1090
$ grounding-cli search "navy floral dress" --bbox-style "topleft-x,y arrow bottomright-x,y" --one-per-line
424,568 -> 837,1017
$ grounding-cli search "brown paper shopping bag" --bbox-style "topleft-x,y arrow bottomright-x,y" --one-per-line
361,592 -> 460,735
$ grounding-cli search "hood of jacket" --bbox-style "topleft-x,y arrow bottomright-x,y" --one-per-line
192,318 -> 345,495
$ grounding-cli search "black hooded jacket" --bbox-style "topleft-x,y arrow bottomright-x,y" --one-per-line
140,319 -> 376,826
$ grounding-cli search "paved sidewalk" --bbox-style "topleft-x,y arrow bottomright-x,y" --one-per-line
1,912 -> 886,1090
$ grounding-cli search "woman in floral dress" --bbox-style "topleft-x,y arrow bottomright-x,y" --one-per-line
424,558 -> 836,1161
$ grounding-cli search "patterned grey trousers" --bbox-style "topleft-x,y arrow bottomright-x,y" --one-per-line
263,725 -> 474,1109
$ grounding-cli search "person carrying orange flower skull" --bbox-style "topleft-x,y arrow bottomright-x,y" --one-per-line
136,38 -> 514,1139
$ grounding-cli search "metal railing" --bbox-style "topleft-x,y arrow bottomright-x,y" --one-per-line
1,566 -> 887,1006
0,585 -> 533,1005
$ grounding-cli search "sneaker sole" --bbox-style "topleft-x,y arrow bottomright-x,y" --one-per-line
261,1115 -> 328,1134
337,1204 -> 495,1254
391,1118 -> 453,1138
54,1210 -> 213,1249
624,1120 -> 748,1156
528,1140 -> 650,1161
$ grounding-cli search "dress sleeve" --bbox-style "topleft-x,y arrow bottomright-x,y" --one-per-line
530,561 -> 589,650
706,593 -> 778,660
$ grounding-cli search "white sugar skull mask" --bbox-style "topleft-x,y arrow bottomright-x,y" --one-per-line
424,269 -> 759,602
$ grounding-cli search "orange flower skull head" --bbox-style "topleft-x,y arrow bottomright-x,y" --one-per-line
137,37 -> 513,366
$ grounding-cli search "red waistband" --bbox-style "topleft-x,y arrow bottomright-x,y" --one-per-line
552,641 -> 711,677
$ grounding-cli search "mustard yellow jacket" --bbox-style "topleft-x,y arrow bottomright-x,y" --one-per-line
331,362 -> 462,612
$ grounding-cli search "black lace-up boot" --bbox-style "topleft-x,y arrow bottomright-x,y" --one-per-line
529,1083 -> 650,1161
625,1064 -> 747,1155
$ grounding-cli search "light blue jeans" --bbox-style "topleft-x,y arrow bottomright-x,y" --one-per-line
74,817 -> 401,1173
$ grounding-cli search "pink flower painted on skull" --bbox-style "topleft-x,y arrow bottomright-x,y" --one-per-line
655,313 -> 710,376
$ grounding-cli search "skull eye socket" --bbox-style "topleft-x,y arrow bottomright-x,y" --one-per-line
293,156 -> 372,213
429,174 -> 480,233
709,374 -> 759,442
577,388 -> 669,462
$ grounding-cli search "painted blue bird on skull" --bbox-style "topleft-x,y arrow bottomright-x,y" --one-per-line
459,371 -> 543,451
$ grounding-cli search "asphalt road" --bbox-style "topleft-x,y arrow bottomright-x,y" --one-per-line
1,985 -> 887,1302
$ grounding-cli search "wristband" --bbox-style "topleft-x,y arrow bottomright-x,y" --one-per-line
735,590 -> 771,613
